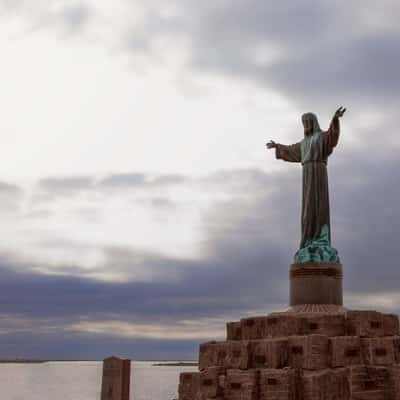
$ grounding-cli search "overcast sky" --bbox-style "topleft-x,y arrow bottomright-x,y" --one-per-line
0,0 -> 400,360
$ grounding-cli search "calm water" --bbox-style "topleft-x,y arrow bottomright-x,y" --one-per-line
0,361 -> 197,400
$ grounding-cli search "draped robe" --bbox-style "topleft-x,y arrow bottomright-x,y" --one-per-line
275,116 -> 340,262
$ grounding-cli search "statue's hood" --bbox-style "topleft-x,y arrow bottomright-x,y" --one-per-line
302,112 -> 322,135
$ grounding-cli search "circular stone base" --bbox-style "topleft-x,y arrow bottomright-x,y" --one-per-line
289,262 -> 343,307
284,304 -> 347,314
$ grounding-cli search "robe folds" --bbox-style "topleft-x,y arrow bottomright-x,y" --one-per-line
275,117 -> 340,260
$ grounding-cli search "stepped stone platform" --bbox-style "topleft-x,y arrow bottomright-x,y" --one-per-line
178,264 -> 400,399
179,309 -> 400,400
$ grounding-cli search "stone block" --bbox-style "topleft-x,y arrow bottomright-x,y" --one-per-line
395,336 -> 400,363
199,341 -> 249,371
241,313 -> 346,339
288,335 -> 329,370
198,367 -> 225,399
265,314 -> 302,338
218,373 -> 227,390
199,341 -> 217,370
383,314 -> 400,336
179,372 -> 200,400
328,336 -> 361,367
241,314 -> 306,339
225,369 -> 259,400
346,311 -> 384,337
100,356 -> 131,400
302,370 -> 333,400
388,365 -> 400,400
227,321 -> 242,341
249,338 -> 289,369
361,337 -> 399,366
241,316 -> 269,339
349,366 -> 389,400
302,368 -> 350,400
297,313 -> 345,337
331,368 -> 351,400
259,368 -> 296,400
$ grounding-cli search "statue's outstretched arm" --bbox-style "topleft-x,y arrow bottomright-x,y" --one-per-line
266,140 -> 301,163
326,107 -> 346,150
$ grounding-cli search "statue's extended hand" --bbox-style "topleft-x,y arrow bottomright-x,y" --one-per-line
334,106 -> 346,119
266,140 -> 276,149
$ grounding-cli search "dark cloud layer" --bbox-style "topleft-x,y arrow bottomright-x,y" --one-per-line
124,0 -> 400,111
0,330 -> 198,360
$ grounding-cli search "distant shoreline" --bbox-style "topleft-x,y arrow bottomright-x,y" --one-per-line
0,360 -> 48,364
152,362 -> 198,367
0,359 -> 198,364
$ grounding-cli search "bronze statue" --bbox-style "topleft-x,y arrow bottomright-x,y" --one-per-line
266,107 -> 346,263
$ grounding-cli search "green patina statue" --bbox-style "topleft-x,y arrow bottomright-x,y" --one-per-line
266,107 -> 346,263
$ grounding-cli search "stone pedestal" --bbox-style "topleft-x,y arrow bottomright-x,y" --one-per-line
178,261 -> 400,400
179,310 -> 400,400
101,356 -> 131,400
290,262 -> 343,306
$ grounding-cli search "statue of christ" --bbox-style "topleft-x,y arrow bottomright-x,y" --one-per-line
266,107 -> 346,263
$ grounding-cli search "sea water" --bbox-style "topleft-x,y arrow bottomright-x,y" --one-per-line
0,361 -> 197,400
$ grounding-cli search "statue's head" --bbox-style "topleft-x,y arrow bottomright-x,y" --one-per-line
302,113 -> 321,136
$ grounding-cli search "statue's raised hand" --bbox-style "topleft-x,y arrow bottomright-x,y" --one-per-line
334,106 -> 346,119
266,140 -> 277,149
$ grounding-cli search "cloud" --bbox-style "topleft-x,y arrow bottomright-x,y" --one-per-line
37,176 -> 94,196
34,173 -> 188,199
0,0 -> 93,35
0,181 -> 23,213
188,1 -> 400,106
68,318 -> 225,341
116,0 -> 400,110
98,173 -> 147,188
0,181 -> 22,195
60,3 -> 91,32
98,172 -> 187,189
